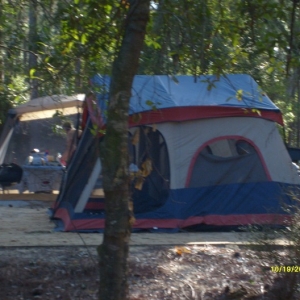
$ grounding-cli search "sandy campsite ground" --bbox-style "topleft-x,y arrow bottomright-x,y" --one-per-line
0,198 -> 268,247
0,198 -> 297,299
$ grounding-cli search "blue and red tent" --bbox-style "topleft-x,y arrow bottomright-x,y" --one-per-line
50,74 -> 300,232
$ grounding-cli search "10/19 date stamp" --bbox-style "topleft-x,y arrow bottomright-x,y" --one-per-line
271,266 -> 300,273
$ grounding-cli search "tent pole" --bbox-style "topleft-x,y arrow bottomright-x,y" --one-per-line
75,105 -> 81,143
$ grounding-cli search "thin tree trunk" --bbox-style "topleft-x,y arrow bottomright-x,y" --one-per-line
152,0 -> 166,74
98,1 -> 150,300
0,0 -> 3,84
75,58 -> 82,92
29,0 -> 39,99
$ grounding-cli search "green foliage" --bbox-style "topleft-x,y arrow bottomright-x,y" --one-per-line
145,99 -> 160,110
90,123 -> 106,137
0,75 -> 29,128
1,0 -> 300,145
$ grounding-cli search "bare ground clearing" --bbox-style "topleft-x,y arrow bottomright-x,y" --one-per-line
0,200 -> 297,299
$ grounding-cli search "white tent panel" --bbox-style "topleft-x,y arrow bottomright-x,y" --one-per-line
157,117 -> 300,189
74,158 -> 102,213
0,128 -> 14,164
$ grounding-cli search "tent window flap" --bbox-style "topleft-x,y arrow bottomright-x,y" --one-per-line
189,138 -> 268,188
131,126 -> 170,213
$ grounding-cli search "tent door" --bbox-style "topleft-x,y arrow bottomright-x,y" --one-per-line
188,138 -> 269,187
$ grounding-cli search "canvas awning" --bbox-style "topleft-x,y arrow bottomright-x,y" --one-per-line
8,94 -> 85,121
0,94 -> 85,164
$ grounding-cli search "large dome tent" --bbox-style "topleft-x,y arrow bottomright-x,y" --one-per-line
48,75 -> 300,232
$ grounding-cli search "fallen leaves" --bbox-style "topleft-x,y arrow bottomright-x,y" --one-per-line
174,246 -> 192,255
0,245 -> 298,300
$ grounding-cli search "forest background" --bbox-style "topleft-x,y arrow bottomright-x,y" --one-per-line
1,0 -> 300,146
2,1 -> 300,299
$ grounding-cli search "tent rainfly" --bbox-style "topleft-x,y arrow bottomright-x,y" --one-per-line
46,74 -> 300,232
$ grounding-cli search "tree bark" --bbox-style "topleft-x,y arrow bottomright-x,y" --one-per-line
0,0 -> 3,84
28,0 -> 39,99
98,1 -> 150,300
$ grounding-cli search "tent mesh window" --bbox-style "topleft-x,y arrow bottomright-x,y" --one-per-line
130,126 -> 170,213
189,138 -> 268,188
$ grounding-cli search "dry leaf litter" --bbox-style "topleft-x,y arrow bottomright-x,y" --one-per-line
0,244 -> 298,300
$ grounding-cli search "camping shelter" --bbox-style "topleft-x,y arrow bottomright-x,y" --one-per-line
50,74 -> 300,232
0,94 -> 85,165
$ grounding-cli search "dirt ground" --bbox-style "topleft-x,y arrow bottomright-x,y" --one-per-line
0,245 -> 298,300
0,200 -> 298,300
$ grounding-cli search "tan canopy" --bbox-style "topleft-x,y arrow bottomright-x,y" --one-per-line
9,94 -> 85,121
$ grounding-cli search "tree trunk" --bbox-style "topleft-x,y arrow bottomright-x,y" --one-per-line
75,58 -> 82,92
98,1 -> 150,300
0,0 -> 3,84
28,0 -> 39,99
